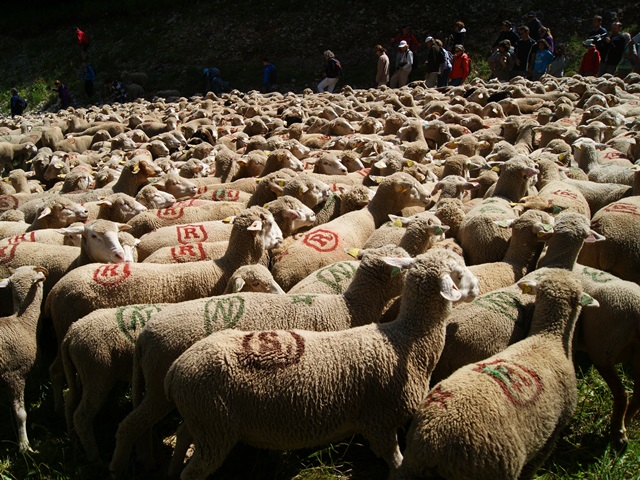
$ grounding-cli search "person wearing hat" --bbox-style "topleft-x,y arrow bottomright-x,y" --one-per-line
53,80 -> 72,110
390,40 -> 413,88
423,36 -> 445,88
579,38 -> 601,77
391,25 -> 419,53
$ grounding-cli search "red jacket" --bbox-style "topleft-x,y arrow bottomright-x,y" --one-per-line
76,29 -> 89,47
579,47 -> 600,75
392,33 -> 419,52
450,53 -> 470,80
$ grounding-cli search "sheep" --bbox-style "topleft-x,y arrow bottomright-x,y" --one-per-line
61,264 -> 283,462
135,184 -> 176,209
431,212 -> 598,385
529,158 -> 591,217
270,172 -> 431,291
110,243 -> 414,476
125,199 -> 245,238
468,209 -> 554,295
0,265 -> 48,452
457,156 -> 539,264
309,184 -> 372,229
363,212 -> 448,256
577,196 -> 640,283
46,206 -> 284,413
573,139 -> 635,185
399,269 -> 597,480
561,177 -> 632,214
0,142 -> 38,174
163,249 -> 478,479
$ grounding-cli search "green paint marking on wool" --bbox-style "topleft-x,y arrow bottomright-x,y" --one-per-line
320,193 -> 336,212
315,262 -> 358,294
116,304 -> 163,343
474,292 -> 524,324
291,294 -> 315,305
581,267 -> 614,283
204,295 -> 245,335
479,206 -> 507,215
482,364 -> 513,383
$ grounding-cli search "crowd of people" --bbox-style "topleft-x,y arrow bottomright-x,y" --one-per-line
8,14 -> 640,116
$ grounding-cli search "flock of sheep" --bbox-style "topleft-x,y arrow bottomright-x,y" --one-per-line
0,69 -> 639,479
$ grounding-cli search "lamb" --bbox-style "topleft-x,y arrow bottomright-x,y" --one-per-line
46,206 -> 283,413
163,249 -> 478,479
577,195 -> 640,283
61,264 -> 283,462
468,209 -> 554,295
399,269 -> 597,480
0,266 -> 48,452
110,244 -> 414,476
457,156 -> 539,264
363,212 -> 448,256
270,172 -> 431,291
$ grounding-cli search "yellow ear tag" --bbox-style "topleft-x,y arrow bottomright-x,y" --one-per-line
59,174 -> 67,178
401,188 -> 408,194
345,248 -> 360,258
406,160 -> 415,167
393,219 -> 403,227
222,216 -> 233,223
520,283 -> 532,294
558,153 -> 566,161
132,166 -> 140,174
298,187 -> 304,196
491,165 -> 501,172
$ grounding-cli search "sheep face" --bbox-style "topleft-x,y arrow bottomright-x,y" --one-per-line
246,213 -> 284,251
59,220 -> 130,263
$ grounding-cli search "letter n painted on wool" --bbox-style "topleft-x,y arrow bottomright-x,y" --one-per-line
116,304 -> 163,343
204,295 -> 245,334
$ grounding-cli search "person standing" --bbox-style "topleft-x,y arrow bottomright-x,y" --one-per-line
599,21 -> 626,76
530,39 -> 555,80
53,80 -> 72,110
80,62 -> 96,99
75,27 -> 90,60
317,50 -> 342,93
526,12 -> 544,41
261,58 -> 277,93
374,45 -> 390,87
547,44 -> 566,77
588,15 -> 608,56
390,41 -> 413,88
10,88 -> 27,117
436,39 -> 452,87
391,25 -> 420,53
449,45 -> 471,86
616,33 -> 637,78
446,21 -> 467,52
513,26 -> 536,78
423,36 -> 444,88
578,39 -> 601,76
492,21 -> 520,52
489,40 -> 515,82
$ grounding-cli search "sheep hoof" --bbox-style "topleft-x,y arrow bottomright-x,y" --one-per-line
611,435 -> 628,453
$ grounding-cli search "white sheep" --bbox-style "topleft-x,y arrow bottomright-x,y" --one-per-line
399,269 -> 598,480
0,265 -> 48,452
46,206 -> 283,414
163,249 -> 477,479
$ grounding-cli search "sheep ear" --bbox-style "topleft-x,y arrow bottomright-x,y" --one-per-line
131,165 -> 140,174
579,293 -> 600,307
368,175 -> 384,184
462,181 -> 480,190
439,274 -> 462,301
524,167 -> 539,178
117,223 -> 132,232
37,207 -> 53,220
382,257 -> 416,272
282,209 -> 302,221
231,277 -> 246,293
96,200 -> 113,207
268,181 -> 285,195
584,230 -> 605,243
0,277 -> 10,288
518,279 -> 538,295
494,219 -> 515,228
247,220 -> 263,231
56,224 -> 86,235
388,214 -> 410,227
298,184 -> 309,195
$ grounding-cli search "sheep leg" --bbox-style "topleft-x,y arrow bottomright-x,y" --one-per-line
109,396 -> 173,479
49,354 -> 66,415
73,375 -> 117,462
7,376 -> 32,453
167,421 -> 193,478
595,363 -> 629,451
364,430 -> 403,478
178,433 -> 234,480
624,350 -> 640,427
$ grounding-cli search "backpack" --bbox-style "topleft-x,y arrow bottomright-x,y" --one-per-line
19,97 -> 27,110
